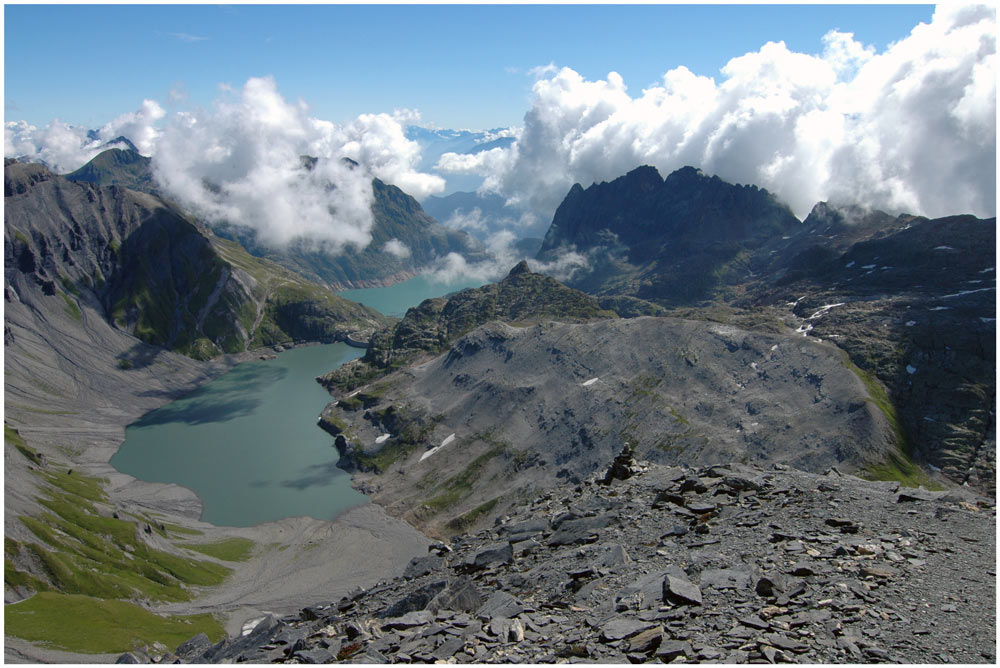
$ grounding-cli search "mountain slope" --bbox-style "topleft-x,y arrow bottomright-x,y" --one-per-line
321,316 -> 898,536
5,159 -> 386,360
64,146 -> 155,193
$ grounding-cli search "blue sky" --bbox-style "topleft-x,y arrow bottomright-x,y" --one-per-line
5,3 -> 935,130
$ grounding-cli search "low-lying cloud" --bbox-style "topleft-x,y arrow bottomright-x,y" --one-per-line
423,229 -> 588,285
437,4 -> 996,221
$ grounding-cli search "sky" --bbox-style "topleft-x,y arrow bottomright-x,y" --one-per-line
4,3 -> 996,268
6,4 -> 937,131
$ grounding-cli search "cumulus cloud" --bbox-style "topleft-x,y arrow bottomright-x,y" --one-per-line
423,229 -> 588,284
6,78 -> 446,254
437,5 -> 996,221
383,238 -> 412,258
4,99 -> 164,173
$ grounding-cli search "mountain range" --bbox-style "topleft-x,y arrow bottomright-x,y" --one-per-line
3,148 -> 994,661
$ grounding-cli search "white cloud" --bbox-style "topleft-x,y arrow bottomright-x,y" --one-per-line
422,228 -> 588,284
438,5 -> 996,221
152,76 -> 378,251
4,99 -> 165,173
383,238 -> 412,258
6,76 -> 448,254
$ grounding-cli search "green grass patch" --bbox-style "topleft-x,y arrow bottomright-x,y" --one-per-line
8,466 -> 232,604
4,592 -> 224,654
162,523 -> 203,536
424,445 -> 506,512
61,292 -> 83,321
180,537 -> 254,562
840,351 -> 940,489
445,497 -> 500,533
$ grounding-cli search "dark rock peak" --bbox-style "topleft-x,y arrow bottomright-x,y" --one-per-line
507,260 -> 532,277
299,155 -> 319,171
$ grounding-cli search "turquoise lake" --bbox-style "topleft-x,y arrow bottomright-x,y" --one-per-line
337,273 -> 487,317
111,274 -> 483,527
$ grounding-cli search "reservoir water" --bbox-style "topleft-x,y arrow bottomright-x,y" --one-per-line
111,274 -> 484,527
337,273 -> 487,317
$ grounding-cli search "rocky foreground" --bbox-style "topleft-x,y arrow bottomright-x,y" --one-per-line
137,454 -> 995,664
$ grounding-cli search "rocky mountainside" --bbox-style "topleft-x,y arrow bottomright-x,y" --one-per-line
318,261 -> 616,393
5,159 -> 386,360
160,457 -> 995,665
535,166 -> 996,493
742,205 -> 996,491
320,313 -> 903,537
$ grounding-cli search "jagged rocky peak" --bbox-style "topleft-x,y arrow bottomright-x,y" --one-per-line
506,259 -> 531,276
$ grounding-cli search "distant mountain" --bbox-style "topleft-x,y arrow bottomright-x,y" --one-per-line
538,165 -> 800,303
63,148 -> 482,289
64,146 -> 154,193
5,159 -> 386,361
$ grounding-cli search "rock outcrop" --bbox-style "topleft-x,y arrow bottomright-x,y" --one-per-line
167,460 -> 996,664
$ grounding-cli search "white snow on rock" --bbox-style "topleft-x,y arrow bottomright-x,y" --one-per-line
845,261 -> 855,268
420,433 -> 457,462
928,306 -> 951,311
906,365 -> 917,375
375,434 -> 391,444
796,323 -> 813,335
979,267 -> 994,273
980,317 -> 996,323
934,246 -> 955,251
242,617 -> 267,637
581,378 -> 599,387
905,321 -> 917,327
940,287 -> 996,299
808,303 -> 845,320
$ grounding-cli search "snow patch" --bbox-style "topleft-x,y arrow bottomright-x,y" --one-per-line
980,267 -> 995,273
928,306 -> 951,311
940,287 -> 996,299
980,317 -> 996,323
906,365 -> 917,375
242,617 -> 267,637
419,433 -> 457,462
905,320 -> 917,327
581,377 -> 599,387
375,434 -> 391,444
808,303 -> 845,320
796,323 -> 813,335
861,264 -> 876,269
845,261 -> 855,268
934,246 -> 955,251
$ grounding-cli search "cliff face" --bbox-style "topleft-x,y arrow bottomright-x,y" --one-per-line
4,160 -> 386,360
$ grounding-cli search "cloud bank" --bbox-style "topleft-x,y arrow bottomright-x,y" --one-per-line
5,99 -> 165,174
437,4 -> 996,221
